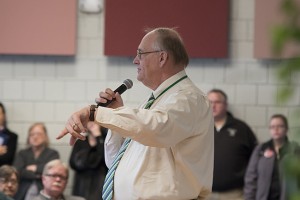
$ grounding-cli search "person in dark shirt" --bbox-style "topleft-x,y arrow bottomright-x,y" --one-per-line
69,122 -> 107,200
244,114 -> 300,200
13,122 -> 59,200
0,102 -> 18,167
207,89 -> 257,200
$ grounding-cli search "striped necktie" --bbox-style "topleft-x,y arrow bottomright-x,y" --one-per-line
144,93 -> 155,109
102,94 -> 155,200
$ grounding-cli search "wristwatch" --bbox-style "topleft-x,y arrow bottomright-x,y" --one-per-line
89,105 -> 97,121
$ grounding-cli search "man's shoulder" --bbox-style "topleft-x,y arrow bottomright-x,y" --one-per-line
227,113 -> 252,129
64,195 -> 86,200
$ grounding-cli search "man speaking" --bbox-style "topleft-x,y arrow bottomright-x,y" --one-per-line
57,27 -> 214,200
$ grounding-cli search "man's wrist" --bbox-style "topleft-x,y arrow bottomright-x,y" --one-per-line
89,105 -> 97,121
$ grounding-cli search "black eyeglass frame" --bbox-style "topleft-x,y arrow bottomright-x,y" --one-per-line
136,49 -> 163,59
44,174 -> 68,181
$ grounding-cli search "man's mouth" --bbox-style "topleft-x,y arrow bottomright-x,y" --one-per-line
53,182 -> 62,187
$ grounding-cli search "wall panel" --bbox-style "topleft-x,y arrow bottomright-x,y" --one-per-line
104,0 -> 229,58
0,0 -> 77,56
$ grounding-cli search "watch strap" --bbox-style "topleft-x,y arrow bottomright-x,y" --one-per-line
89,105 -> 97,121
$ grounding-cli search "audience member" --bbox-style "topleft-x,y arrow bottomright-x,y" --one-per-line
57,27 -> 214,200
0,165 -> 19,200
244,114 -> 300,200
69,122 -> 107,200
0,102 -> 18,167
33,159 -> 85,200
207,89 -> 257,200
13,122 -> 59,200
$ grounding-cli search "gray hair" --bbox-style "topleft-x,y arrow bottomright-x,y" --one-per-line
42,159 -> 69,178
146,27 -> 189,67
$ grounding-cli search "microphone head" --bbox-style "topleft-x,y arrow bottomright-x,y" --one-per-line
123,79 -> 133,89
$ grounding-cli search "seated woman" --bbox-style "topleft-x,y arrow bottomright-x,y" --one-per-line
13,122 -> 59,200
69,122 -> 107,200
0,165 -> 19,200
244,114 -> 300,200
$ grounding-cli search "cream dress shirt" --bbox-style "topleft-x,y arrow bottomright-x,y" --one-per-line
96,70 -> 214,200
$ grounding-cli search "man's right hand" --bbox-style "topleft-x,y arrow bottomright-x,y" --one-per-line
95,88 -> 124,109
56,106 -> 90,145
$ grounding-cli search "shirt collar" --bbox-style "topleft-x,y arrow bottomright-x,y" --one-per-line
40,190 -> 65,200
152,70 -> 187,99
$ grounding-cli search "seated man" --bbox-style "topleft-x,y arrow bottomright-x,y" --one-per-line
0,165 -> 18,200
33,159 -> 85,200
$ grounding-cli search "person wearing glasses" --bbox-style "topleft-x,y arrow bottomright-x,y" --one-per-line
0,165 -> 19,200
33,159 -> 85,200
244,114 -> 300,200
13,122 -> 59,200
57,27 -> 214,200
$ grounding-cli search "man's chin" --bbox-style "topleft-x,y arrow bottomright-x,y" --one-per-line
49,189 -> 64,197
4,192 -> 13,197
51,184 -> 64,192
137,76 -> 142,82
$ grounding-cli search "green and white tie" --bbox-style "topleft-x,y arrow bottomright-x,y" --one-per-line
102,93 -> 155,200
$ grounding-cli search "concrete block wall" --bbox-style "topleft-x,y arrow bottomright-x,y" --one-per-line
0,0 -> 299,194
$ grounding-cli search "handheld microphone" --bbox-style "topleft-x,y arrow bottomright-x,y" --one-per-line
97,79 -> 133,107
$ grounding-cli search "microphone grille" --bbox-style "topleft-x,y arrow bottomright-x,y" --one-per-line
123,79 -> 133,89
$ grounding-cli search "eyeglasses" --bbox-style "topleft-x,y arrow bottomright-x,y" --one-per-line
0,178 -> 18,185
136,49 -> 163,59
45,174 -> 68,181
269,125 -> 286,130
209,100 -> 225,105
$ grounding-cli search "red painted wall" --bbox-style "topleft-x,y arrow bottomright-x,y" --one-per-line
104,0 -> 229,58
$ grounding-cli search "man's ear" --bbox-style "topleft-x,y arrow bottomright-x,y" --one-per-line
159,51 -> 168,67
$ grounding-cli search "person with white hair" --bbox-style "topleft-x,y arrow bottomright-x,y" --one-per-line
33,159 -> 85,200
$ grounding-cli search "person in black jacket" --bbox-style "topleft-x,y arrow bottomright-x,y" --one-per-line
207,89 -> 257,200
13,122 -> 59,200
69,122 -> 107,200
0,102 -> 18,167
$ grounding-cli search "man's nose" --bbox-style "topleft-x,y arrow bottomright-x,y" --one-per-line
133,56 -> 139,64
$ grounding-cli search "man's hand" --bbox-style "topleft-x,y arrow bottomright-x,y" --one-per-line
57,87 -> 124,145
56,106 -> 90,145
95,88 -> 124,109
0,145 -> 7,155
88,122 -> 101,137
